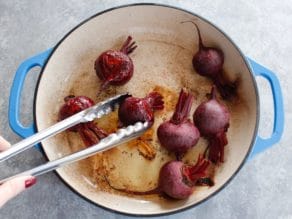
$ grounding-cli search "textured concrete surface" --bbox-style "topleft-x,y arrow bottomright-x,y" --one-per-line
0,0 -> 291,218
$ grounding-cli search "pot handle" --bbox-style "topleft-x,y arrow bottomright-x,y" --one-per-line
247,58 -> 284,158
9,49 -> 53,139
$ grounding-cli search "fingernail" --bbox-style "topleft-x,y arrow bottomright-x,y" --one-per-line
25,177 -> 37,188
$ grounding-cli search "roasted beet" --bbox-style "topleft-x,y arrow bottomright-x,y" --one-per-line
193,87 -> 230,163
157,89 -> 200,158
59,95 -> 94,131
191,27 -> 224,79
59,95 -> 107,147
95,36 -> 137,93
159,161 -> 192,199
118,92 -> 164,126
182,21 -> 236,99
159,155 -> 210,199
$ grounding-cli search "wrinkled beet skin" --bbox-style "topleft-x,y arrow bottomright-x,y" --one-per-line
59,96 -> 107,147
157,120 -> 200,155
95,50 -> 134,86
193,99 -> 230,137
94,36 -> 136,91
159,161 -> 192,199
59,96 -> 94,131
192,48 -> 224,79
118,92 -> 163,127
118,97 -> 153,126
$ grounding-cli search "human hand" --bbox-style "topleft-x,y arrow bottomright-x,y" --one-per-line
0,136 -> 36,207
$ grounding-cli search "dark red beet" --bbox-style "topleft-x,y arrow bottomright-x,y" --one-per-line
182,21 -> 236,99
159,155 -> 210,199
159,161 -> 192,199
118,92 -> 164,127
157,89 -> 200,158
95,36 -> 137,93
192,27 -> 224,79
193,87 -> 230,163
59,95 -> 107,147
59,95 -> 94,131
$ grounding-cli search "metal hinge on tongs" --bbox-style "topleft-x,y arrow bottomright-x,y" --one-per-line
0,94 -> 150,184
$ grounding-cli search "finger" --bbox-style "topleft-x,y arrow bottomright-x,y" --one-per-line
0,176 -> 37,208
0,136 -> 11,151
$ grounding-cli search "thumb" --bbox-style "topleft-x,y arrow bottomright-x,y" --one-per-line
0,136 -> 11,151
0,176 -> 37,208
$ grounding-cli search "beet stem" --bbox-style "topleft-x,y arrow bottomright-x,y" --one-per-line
211,85 -> 217,100
120,36 -> 137,54
120,36 -> 132,52
171,89 -> 193,124
146,92 -> 164,110
127,45 -> 137,54
78,123 -> 108,147
78,125 -> 100,147
127,41 -> 137,54
207,132 -> 228,164
182,154 -> 210,184
87,122 -> 108,139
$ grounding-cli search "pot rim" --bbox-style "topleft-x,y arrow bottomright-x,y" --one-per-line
33,2 -> 260,216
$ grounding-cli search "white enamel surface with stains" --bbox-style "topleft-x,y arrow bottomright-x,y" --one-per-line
34,5 -> 257,215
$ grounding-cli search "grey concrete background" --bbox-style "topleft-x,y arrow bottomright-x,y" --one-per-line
0,0 -> 291,218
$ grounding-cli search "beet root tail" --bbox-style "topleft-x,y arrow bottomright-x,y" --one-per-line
120,36 -> 137,54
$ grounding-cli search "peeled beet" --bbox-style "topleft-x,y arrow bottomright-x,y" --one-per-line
118,92 -> 164,126
157,89 -> 200,157
59,95 -> 107,147
59,95 -> 95,131
95,36 -> 137,93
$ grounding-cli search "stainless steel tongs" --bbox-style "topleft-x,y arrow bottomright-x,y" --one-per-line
0,93 -> 150,184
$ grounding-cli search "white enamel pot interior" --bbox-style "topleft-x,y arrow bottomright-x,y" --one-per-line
34,4 -> 258,216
